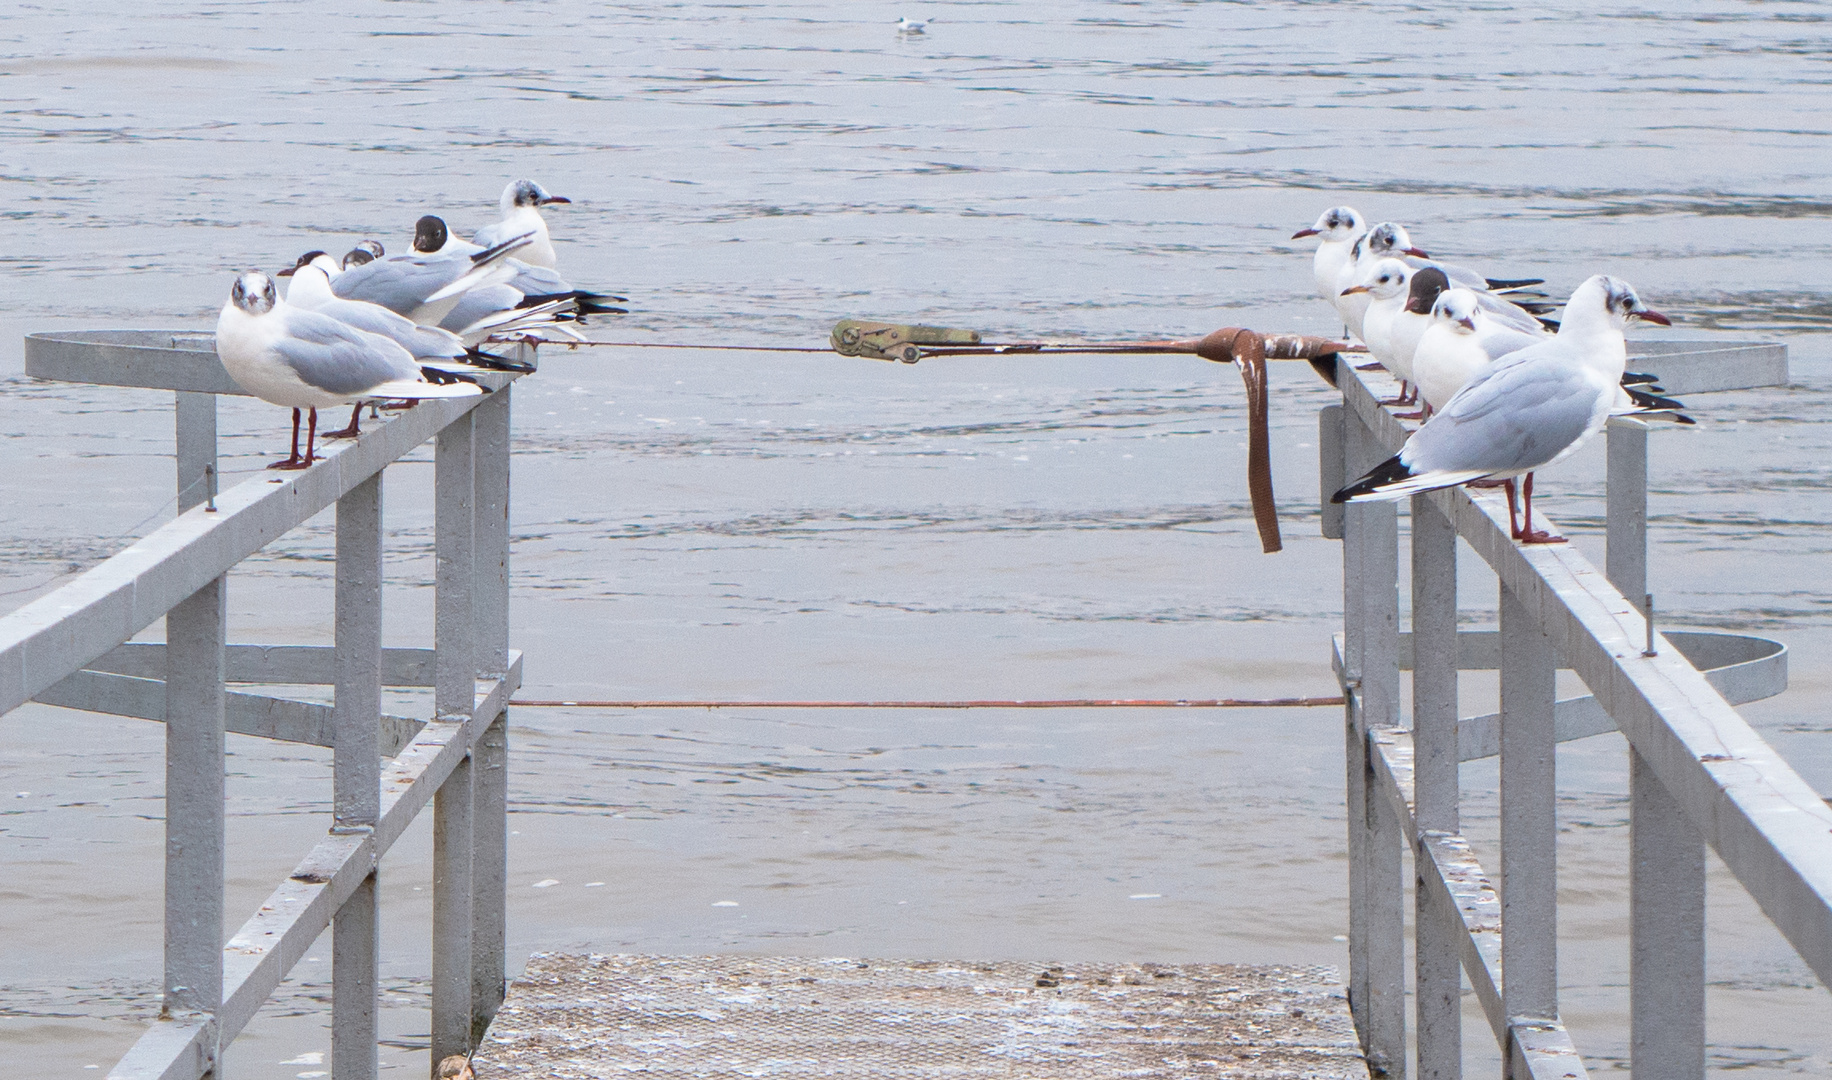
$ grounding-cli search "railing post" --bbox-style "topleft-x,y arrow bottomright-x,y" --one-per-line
1499,581 -> 1557,1058
1610,422 -> 1706,1079
1411,495 -> 1460,1080
470,386 -> 512,1036
432,413 -> 477,1070
1343,409 -> 1405,1078
164,574 -> 225,1072
175,391 -> 216,514
333,472 -> 384,1080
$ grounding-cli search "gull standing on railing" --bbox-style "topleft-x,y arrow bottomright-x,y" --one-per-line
1332,275 -> 1671,543
411,215 -> 626,342
216,272 -> 485,470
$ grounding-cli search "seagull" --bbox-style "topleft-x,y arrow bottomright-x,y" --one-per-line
472,179 -> 570,270
331,232 -> 533,327
1387,267 -> 1451,396
1332,275 -> 1672,543
343,239 -> 384,269
1340,258 -> 1418,405
216,272 -> 486,469
1414,287 -> 1692,426
897,16 -> 928,33
1334,223 -> 1429,341
1292,206 -> 1368,313
278,250 -> 523,437
413,215 -> 625,341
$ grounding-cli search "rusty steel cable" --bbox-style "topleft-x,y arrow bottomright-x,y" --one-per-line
507,696 -> 1345,709
561,325 -> 1360,556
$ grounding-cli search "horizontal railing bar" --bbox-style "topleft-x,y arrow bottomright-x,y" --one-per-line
26,330 -> 245,395
104,1016 -> 216,1080
35,669 -> 424,757
93,642 -> 438,687
1342,362 -> 1832,991
0,382 -> 513,721
109,656 -> 518,1080
1396,629 -> 1784,696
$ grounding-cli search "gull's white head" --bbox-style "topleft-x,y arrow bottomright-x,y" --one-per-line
1432,288 -> 1482,333
1561,275 -> 1672,335
1362,221 -> 1427,260
229,272 -> 278,316
1342,257 -> 1411,300
502,179 -> 569,215
1293,205 -> 1364,242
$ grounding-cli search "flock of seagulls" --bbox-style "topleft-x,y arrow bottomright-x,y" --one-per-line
1296,205 -> 1684,544
212,182 -> 1679,547
215,180 -> 622,469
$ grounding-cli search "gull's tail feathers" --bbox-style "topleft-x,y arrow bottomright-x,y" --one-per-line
1332,454 -> 1491,504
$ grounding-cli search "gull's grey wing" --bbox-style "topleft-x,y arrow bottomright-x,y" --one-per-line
506,262 -> 572,295
317,298 -> 463,359
1476,291 -> 1551,336
1405,349 -> 1604,475
472,219 -> 524,252
1404,254 -> 1489,291
331,254 -> 464,315
1473,320 -> 1543,361
438,283 -> 523,334
273,309 -> 422,396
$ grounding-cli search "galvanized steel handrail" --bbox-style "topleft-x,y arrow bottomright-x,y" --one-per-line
9,330 -> 524,1080
1328,340 -> 1821,1079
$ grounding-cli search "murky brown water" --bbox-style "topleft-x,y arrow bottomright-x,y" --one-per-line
3,2 -> 1831,1076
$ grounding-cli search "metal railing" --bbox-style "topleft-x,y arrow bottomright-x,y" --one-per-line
1324,340 -> 1832,1078
9,331 -> 525,1080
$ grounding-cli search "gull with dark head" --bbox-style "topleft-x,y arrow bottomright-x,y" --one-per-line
216,272 -> 485,469
1333,275 -> 1672,543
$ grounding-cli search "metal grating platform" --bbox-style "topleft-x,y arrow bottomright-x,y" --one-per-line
476,954 -> 1369,1078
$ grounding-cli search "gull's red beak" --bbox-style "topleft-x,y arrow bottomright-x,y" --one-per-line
538,195 -> 571,205
1340,284 -> 1371,296
1402,246 -> 1430,258
1292,227 -> 1320,239
1631,309 -> 1672,326
1457,316 -> 1476,331
275,266 -> 295,277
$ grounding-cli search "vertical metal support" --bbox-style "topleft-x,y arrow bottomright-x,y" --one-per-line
432,414 -> 477,1068
1610,422 -> 1706,1079
1410,496 -> 1460,1080
175,391 -> 217,513
164,574 -> 225,1071
1606,423 -> 1649,600
1320,403 -> 1345,540
333,472 -> 383,1080
1342,411 -> 1405,1077
470,385 -> 512,1035
471,714 -> 508,1040
1629,751 -> 1706,1079
1499,583 -> 1558,1033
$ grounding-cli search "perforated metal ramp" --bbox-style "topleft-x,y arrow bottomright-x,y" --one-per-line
476,954 -> 1369,1078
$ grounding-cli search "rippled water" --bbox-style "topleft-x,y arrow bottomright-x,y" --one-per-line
3,2 -> 1831,1076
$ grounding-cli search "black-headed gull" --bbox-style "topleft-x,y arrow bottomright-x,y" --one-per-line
1292,206 -> 1367,315
897,16 -> 928,33
216,272 -> 486,469
413,215 -> 625,341
472,179 -> 570,271
1333,275 -> 1671,543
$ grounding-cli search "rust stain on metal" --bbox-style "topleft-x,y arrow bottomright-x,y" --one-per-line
476,954 -> 1369,1079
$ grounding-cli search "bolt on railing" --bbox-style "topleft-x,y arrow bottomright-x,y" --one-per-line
6,331 -> 527,1080
1327,339 -> 1820,1080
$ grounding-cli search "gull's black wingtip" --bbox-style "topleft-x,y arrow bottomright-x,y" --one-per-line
1332,454 -> 1413,504
1486,276 -> 1545,291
